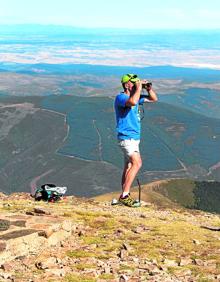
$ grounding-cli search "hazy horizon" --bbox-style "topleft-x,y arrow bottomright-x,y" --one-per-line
1,0 -> 220,30
0,25 -> 220,70
1,23 -> 220,31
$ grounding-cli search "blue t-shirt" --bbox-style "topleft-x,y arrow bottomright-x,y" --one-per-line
114,93 -> 145,140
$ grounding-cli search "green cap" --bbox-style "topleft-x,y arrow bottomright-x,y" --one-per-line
121,73 -> 140,84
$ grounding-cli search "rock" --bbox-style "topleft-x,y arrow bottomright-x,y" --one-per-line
45,268 -> 66,277
159,265 -> 168,271
162,259 -> 178,267
175,269 -> 192,277
115,229 -> 124,236
132,226 -> 144,234
26,211 -> 35,216
179,258 -> 192,266
55,257 -> 63,265
0,219 -> 10,231
82,268 -> 100,277
132,225 -> 151,234
146,264 -> 161,275
204,260 -> 217,268
0,241 -> 6,252
193,259 -> 204,266
118,249 -> 128,260
0,262 -> 15,272
192,239 -> 201,245
34,207 -> 51,215
11,220 -> 26,227
103,266 -> 111,274
78,230 -> 85,237
122,243 -> 131,251
38,228 -> 54,238
3,203 -> 11,208
119,274 -> 129,282
139,261 -> 152,271
35,257 -> 57,270
0,271 -> 13,280
132,257 -> 139,263
89,243 -> 97,249
201,225 -> 220,231
149,258 -> 157,264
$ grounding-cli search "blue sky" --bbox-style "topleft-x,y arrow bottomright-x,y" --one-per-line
1,0 -> 220,29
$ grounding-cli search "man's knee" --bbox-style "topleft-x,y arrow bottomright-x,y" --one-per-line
130,153 -> 142,170
138,158 -> 142,169
136,157 -> 142,170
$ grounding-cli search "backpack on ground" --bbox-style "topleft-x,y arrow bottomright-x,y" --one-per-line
34,184 -> 67,202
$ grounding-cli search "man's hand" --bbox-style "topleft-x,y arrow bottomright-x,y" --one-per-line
125,80 -> 142,107
135,80 -> 142,91
146,84 -> 152,91
141,80 -> 152,91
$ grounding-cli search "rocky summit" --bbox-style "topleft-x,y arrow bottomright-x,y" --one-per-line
0,192 -> 219,282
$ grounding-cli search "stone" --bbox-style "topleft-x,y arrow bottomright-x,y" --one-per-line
0,229 -> 37,240
204,260 -> 217,268
201,225 -> 220,231
38,228 -> 54,238
132,225 -> 151,234
192,239 -> 201,245
119,274 -> 129,282
132,226 -> 144,234
104,266 -> 111,274
175,269 -> 192,277
82,268 -> 99,277
26,211 -> 35,216
0,271 -> 13,280
78,230 -> 85,237
89,243 -> 97,249
0,261 -> 15,272
122,243 -> 131,251
132,257 -> 139,263
194,259 -> 204,266
118,249 -> 128,260
45,268 -> 66,277
146,264 -> 161,275
61,220 -> 72,232
11,220 -> 26,227
162,259 -> 178,267
0,241 -> 6,252
139,262 -> 152,271
0,219 -> 10,231
47,230 -> 70,246
179,258 -> 192,266
116,229 -> 124,235
34,208 -> 51,215
35,257 -> 57,270
3,203 -> 11,208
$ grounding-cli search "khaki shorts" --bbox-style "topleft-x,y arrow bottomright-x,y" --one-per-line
118,139 -> 140,162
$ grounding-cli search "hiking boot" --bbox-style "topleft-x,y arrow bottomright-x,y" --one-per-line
119,194 -> 140,207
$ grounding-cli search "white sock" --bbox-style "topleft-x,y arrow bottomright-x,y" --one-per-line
122,192 -> 129,198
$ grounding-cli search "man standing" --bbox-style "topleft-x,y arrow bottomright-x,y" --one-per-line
114,74 -> 158,207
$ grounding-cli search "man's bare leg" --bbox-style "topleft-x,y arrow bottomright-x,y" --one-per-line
122,152 -> 142,194
121,161 -> 132,190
